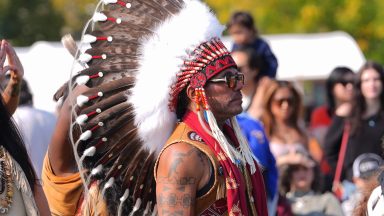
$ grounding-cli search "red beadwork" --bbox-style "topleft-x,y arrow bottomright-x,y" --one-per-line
107,17 -> 118,22
168,38 -> 237,112
87,110 -> 98,117
89,73 -> 101,79
96,37 -> 109,41
88,92 -> 103,101
95,137 -> 107,149
90,123 -> 103,132
189,72 -> 207,88
117,0 -> 127,7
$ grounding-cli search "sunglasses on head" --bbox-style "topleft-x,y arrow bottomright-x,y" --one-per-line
273,97 -> 294,106
337,80 -> 354,86
209,73 -> 245,89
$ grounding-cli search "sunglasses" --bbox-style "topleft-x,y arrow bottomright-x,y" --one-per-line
273,97 -> 294,106
337,80 -> 354,86
209,73 -> 245,89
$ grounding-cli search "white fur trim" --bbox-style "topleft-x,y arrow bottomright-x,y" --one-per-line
93,12 -> 107,22
83,34 -> 97,43
129,0 -> 225,155
91,164 -> 103,175
79,53 -> 92,63
76,114 -> 88,125
80,130 -> 92,141
83,146 -> 96,157
76,75 -> 90,85
102,0 -> 117,4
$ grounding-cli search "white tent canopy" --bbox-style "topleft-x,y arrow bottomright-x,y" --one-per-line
223,31 -> 366,80
13,31 -> 365,113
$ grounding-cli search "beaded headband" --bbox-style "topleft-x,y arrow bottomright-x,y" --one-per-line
169,38 -> 236,111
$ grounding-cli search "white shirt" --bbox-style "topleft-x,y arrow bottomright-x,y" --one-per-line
12,106 -> 57,178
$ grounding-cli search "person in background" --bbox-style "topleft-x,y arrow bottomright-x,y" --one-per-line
232,47 -> 278,216
227,11 -> 278,78
342,153 -> 383,215
1,76 -> 57,177
278,148 -> 344,216
0,39 -> 50,214
365,168 -> 384,216
310,66 -> 355,147
262,80 -> 323,163
324,61 -> 384,183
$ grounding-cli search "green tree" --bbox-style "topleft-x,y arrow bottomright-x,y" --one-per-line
205,0 -> 384,61
0,0 -> 64,46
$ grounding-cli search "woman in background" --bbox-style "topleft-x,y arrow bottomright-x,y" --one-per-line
310,67 -> 355,146
262,80 -> 322,163
325,61 -> 384,183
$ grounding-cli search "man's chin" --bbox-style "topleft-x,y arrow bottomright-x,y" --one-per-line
232,107 -> 243,117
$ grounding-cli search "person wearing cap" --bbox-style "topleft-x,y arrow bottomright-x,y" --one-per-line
279,149 -> 344,216
343,153 -> 383,215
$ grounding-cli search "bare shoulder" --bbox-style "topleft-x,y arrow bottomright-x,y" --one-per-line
157,142 -> 207,183
156,142 -> 210,215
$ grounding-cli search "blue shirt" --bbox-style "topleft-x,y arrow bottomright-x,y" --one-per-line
237,113 -> 278,200
232,37 -> 278,78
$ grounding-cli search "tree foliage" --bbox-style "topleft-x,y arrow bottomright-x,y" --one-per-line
0,0 -> 64,46
1,0 -> 384,60
205,0 -> 384,61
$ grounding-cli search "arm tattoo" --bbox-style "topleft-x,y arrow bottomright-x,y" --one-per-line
161,209 -> 184,216
158,193 -> 195,208
157,176 -> 196,192
167,148 -> 195,177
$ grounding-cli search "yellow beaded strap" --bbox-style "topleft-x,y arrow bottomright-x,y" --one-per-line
0,146 -> 13,214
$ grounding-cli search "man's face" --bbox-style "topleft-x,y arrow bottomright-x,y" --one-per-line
204,67 -> 244,121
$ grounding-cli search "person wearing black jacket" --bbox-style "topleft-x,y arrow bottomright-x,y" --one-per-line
324,61 -> 384,183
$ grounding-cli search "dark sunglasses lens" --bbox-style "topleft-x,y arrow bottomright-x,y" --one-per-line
339,80 -> 353,86
226,74 -> 244,89
227,75 -> 237,89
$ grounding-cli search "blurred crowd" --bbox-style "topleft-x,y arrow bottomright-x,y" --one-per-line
0,9 -> 383,216
227,11 -> 384,216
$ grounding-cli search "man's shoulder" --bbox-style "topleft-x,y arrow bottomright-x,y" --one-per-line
167,122 -> 205,145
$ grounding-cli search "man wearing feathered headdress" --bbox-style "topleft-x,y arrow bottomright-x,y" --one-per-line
42,0 -> 268,215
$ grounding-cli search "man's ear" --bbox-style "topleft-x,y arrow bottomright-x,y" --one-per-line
186,86 -> 195,101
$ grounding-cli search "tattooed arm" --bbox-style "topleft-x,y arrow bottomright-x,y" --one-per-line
156,142 -> 211,216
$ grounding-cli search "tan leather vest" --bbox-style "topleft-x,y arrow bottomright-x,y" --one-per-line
155,123 -> 228,215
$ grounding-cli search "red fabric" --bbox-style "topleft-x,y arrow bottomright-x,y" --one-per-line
183,111 -> 268,216
276,194 -> 294,216
310,106 -> 332,128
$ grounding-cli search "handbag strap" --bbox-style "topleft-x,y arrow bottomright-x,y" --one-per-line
333,121 -> 351,184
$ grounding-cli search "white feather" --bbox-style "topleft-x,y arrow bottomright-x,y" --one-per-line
129,0 -> 225,155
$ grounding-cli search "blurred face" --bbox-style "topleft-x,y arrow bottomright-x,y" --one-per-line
361,68 -> 382,101
333,74 -> 355,103
231,51 -> 259,88
228,24 -> 254,45
271,87 -> 295,121
291,165 -> 314,192
205,67 -> 244,121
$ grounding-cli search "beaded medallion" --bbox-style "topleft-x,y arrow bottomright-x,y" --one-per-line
0,147 -> 13,214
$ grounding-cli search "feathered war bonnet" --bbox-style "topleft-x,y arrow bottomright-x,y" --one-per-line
131,0 -> 256,172
59,0 -> 256,215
